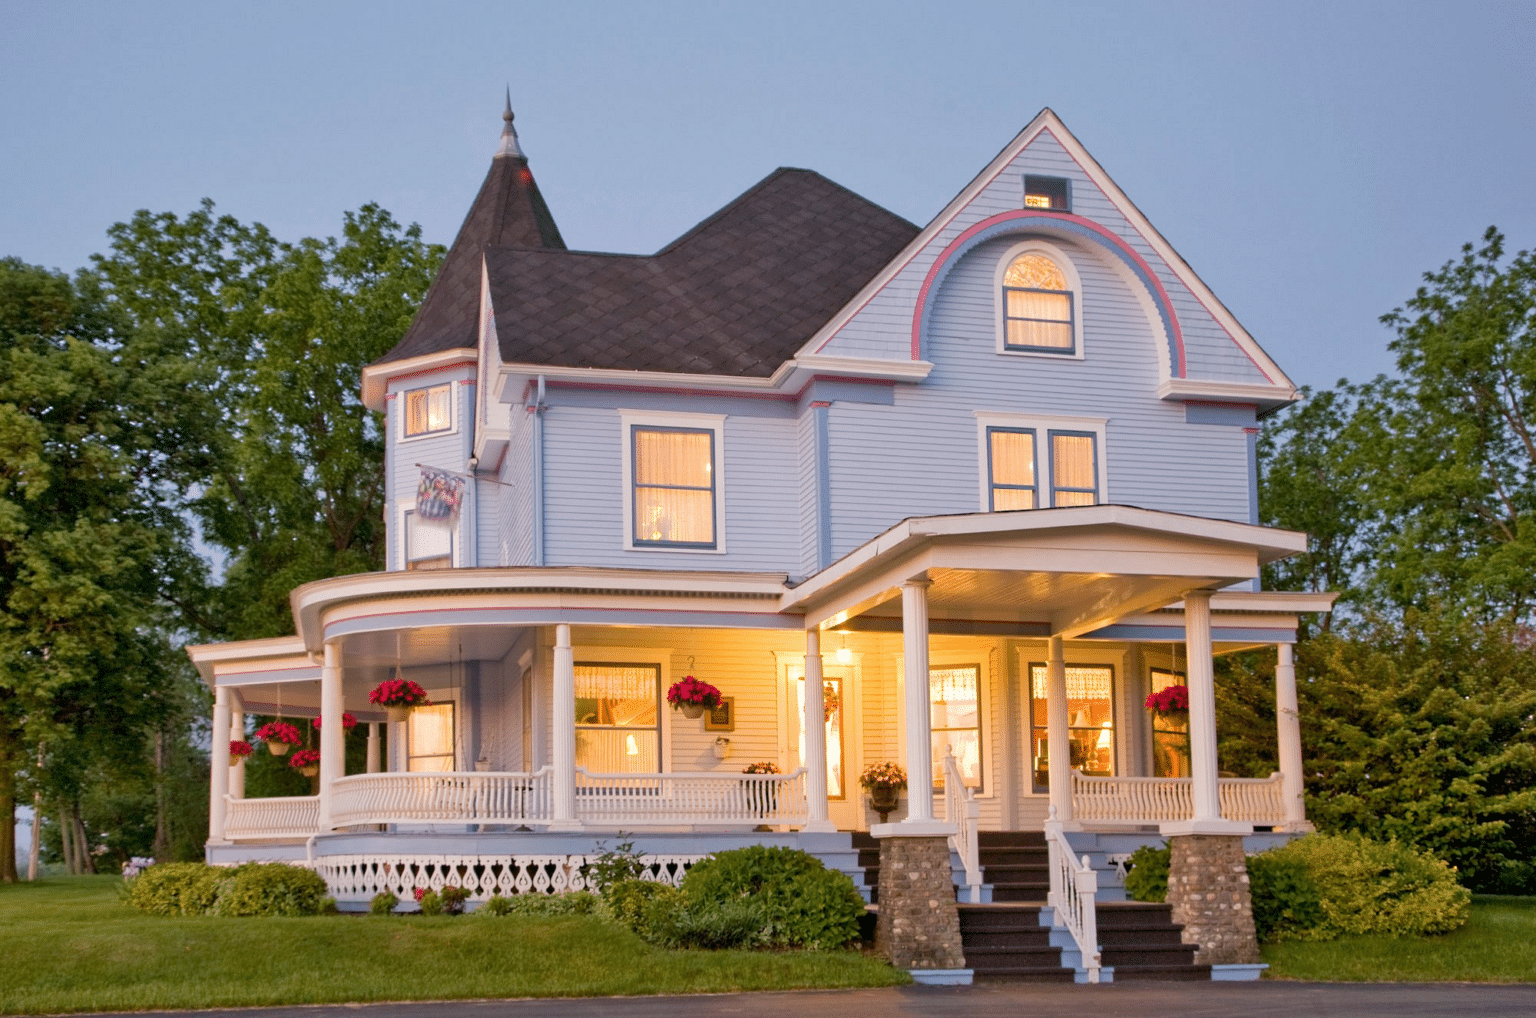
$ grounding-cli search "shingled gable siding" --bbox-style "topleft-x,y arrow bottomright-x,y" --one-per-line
819,130 -> 1272,387
538,401 -> 800,572
823,233 -> 1252,561
386,367 -> 477,570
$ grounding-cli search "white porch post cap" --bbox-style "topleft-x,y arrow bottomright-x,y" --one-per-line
1159,818 -> 1253,837
870,820 -> 957,839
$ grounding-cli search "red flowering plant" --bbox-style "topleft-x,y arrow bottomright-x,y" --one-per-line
1144,684 -> 1190,717
254,721 -> 303,747
314,713 -> 358,730
289,748 -> 321,770
665,675 -> 722,711
229,740 -> 254,764
369,679 -> 432,709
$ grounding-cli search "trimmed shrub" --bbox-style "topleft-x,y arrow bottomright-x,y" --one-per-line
417,890 -> 443,916
125,862 -> 224,916
369,891 -> 399,915
681,846 -> 865,949
1251,834 -> 1470,940
605,879 -> 677,934
1247,850 -> 1323,942
439,885 -> 468,916
213,863 -> 331,917
478,891 -> 602,917
1122,844 -> 1170,903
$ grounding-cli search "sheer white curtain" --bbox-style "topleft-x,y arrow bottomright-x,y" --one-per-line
1050,433 -> 1097,506
633,429 -> 714,544
575,664 -> 660,774
989,429 -> 1037,510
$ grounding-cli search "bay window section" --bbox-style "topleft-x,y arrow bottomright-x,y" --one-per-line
790,664 -> 845,799
930,665 -> 982,790
1028,663 -> 1114,792
632,427 -> 716,547
403,384 -> 452,437
574,663 -> 660,773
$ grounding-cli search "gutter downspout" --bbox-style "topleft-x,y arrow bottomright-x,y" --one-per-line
533,374 -> 546,567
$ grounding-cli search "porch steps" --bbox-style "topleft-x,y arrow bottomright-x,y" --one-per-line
976,830 -> 1050,902
958,903 -> 1074,982
1095,902 -> 1210,981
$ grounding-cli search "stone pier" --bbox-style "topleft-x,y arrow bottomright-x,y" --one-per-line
874,835 -> 966,972
1166,834 -> 1260,965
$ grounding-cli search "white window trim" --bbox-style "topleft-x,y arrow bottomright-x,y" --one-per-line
400,506 -> 456,570
894,650 -> 995,798
570,645 -> 673,774
994,238 -> 1085,361
974,411 -> 1109,511
398,381 -> 460,443
618,409 -> 728,554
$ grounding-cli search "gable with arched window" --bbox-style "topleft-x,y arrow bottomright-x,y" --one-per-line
995,241 -> 1083,358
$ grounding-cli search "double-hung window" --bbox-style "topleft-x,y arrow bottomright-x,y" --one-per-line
574,663 -> 661,773
403,383 -> 452,437
979,414 -> 1104,511
930,665 -> 983,791
1027,663 -> 1115,792
621,411 -> 726,551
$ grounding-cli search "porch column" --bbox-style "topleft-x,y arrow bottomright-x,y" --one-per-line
550,623 -> 579,828
228,690 -> 245,801
898,578 -> 943,828
208,686 -> 231,843
318,641 -> 344,831
1045,634 -> 1073,825
1162,590 -> 1249,836
802,628 -> 835,832
1275,642 -> 1311,830
366,723 -> 381,774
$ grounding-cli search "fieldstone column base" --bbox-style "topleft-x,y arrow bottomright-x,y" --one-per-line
873,835 -> 966,970
1166,833 -> 1260,965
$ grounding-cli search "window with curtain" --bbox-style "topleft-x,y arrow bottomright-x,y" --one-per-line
1028,664 -> 1115,792
632,427 -> 716,547
574,663 -> 660,773
407,701 -> 455,772
988,428 -> 1037,510
789,664 -> 845,799
404,384 -> 452,437
1149,668 -> 1190,778
1049,431 -> 1098,506
931,665 -> 982,790
1002,253 -> 1074,353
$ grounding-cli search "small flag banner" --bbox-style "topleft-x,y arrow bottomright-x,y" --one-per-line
416,468 -> 465,523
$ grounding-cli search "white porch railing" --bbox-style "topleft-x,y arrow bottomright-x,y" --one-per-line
941,750 -> 982,903
1045,808 -> 1101,984
574,767 -> 808,827
330,769 -> 554,828
224,795 -> 319,839
1071,770 -> 1286,826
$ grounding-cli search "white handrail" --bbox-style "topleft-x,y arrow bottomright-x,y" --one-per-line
574,767 -> 809,827
330,769 -> 554,828
224,795 -> 319,839
941,749 -> 982,903
1071,770 -> 1286,826
1044,807 -> 1101,984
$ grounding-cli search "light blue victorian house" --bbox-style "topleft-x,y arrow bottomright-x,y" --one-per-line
189,104 -> 1331,981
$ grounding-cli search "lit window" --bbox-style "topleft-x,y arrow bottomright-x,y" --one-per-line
1028,664 -> 1115,792
1150,669 -> 1190,778
1003,253 -> 1075,353
1049,431 -> 1099,506
930,666 -> 982,791
408,701 -> 455,772
632,427 -> 715,547
575,663 -> 660,774
1023,175 -> 1070,211
988,428 -> 1037,510
984,426 -> 1098,510
404,384 -> 452,437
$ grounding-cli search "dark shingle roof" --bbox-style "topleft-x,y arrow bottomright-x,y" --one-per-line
378,153 -> 565,364
487,168 -> 919,376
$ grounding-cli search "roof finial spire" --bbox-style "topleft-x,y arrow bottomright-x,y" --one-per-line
496,87 -> 525,160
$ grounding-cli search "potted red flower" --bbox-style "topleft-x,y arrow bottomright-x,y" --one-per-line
314,712 -> 358,730
289,748 -> 321,777
666,675 -> 723,719
369,679 -> 432,722
254,721 -> 303,756
229,740 -> 254,767
1145,684 -> 1190,724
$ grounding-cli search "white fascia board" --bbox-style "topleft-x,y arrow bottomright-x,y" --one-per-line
1157,378 -> 1299,414
184,636 -> 312,685
361,349 -> 479,410
789,355 -> 933,382
493,355 -> 932,404
1208,590 -> 1338,614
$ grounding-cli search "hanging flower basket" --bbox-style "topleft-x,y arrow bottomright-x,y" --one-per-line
666,675 -> 722,719
370,679 -> 432,722
228,740 -> 254,767
289,748 -> 321,778
255,721 -> 303,756
1145,684 -> 1190,724
313,712 -> 358,731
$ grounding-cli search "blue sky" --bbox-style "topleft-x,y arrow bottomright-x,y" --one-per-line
3,0 -> 1533,392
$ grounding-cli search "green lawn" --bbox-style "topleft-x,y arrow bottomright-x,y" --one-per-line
0,877 -> 906,1014
1262,895 -> 1536,983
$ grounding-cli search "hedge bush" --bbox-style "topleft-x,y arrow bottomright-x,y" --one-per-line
212,863 -> 332,917
1122,844 -> 1170,903
680,846 -> 865,949
479,891 -> 603,917
603,879 -> 763,949
1247,850 -> 1323,941
369,891 -> 399,915
125,862 -> 224,916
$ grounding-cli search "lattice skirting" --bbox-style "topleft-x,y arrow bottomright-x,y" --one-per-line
310,854 -> 705,901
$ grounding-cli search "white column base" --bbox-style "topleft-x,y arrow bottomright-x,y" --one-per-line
801,819 -> 838,833
871,820 -> 957,838
1159,818 -> 1253,837
542,820 -> 584,832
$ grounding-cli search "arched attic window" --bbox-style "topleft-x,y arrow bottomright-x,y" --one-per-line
1002,252 -> 1075,354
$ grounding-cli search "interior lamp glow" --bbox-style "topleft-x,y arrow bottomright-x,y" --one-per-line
835,646 -> 852,665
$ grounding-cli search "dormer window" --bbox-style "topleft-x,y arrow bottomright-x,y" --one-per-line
403,384 -> 452,437
1002,253 -> 1075,353
1023,175 -> 1070,211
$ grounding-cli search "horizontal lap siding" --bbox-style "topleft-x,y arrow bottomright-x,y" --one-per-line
542,407 -> 799,571
387,374 -> 475,570
798,412 -> 819,578
504,406 -> 535,566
